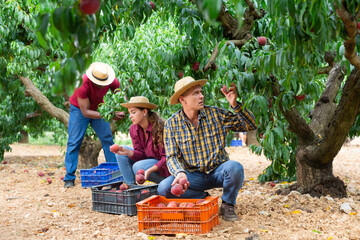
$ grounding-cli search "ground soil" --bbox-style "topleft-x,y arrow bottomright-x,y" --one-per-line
1,141 -> 360,240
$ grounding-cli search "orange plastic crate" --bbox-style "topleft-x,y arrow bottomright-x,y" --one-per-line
136,195 -> 219,235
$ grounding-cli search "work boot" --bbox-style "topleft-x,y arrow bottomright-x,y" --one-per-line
64,180 -> 75,188
220,202 -> 239,221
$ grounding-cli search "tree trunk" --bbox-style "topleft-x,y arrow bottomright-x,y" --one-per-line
78,137 -> 103,169
18,130 -> 29,143
295,146 -> 347,198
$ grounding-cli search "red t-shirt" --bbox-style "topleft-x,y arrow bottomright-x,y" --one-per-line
69,74 -> 120,110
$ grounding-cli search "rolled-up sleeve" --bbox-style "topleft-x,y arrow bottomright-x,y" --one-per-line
219,102 -> 257,132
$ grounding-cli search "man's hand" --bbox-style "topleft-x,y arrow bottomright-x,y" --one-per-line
171,172 -> 189,196
113,111 -> 125,120
221,82 -> 238,108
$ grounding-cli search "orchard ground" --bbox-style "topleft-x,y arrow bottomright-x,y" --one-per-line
1,139 -> 360,240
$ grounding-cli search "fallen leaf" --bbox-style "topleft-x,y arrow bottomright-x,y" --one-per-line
349,212 -> 357,215
327,237 -> 333,240
68,204 -> 75,208
260,229 -> 268,232
291,210 -> 301,214
249,178 -> 255,180
312,230 -> 322,234
284,204 -> 289,208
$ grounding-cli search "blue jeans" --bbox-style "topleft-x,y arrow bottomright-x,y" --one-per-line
116,146 -> 165,184
157,160 -> 244,205
64,104 -> 116,181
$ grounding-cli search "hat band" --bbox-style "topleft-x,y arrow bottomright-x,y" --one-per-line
92,72 -> 108,81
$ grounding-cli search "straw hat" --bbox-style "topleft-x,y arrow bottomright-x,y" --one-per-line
121,96 -> 157,110
86,62 -> 115,86
169,76 -> 207,105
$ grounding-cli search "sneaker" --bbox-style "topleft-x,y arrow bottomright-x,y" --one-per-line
220,202 -> 239,221
64,180 -> 75,188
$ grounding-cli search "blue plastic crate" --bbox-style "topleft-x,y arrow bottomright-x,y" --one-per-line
230,140 -> 242,147
80,162 -> 123,188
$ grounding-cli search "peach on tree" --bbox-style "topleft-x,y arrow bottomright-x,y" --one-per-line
257,36 -> 267,46
80,0 -> 100,15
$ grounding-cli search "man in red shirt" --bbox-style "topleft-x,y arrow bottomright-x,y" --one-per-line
64,62 -> 124,188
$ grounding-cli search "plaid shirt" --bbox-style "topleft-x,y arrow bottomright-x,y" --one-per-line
164,103 -> 257,176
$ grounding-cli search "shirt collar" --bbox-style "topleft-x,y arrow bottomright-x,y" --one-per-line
179,107 -> 207,123
133,122 -> 153,133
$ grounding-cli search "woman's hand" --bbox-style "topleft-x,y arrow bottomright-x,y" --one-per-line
144,165 -> 158,180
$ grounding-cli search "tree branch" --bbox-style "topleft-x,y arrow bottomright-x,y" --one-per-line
335,2 -> 360,68
25,109 -> 42,119
204,1 -> 264,72
19,76 -> 69,128
306,68 -> 360,165
310,63 -> 345,136
270,75 -> 315,145
318,51 -> 336,75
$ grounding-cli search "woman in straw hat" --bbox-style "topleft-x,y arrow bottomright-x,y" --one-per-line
63,62 -> 125,188
110,96 -> 171,184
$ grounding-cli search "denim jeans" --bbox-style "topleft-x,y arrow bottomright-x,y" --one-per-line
157,160 -> 244,205
64,104 -> 116,181
116,146 -> 165,184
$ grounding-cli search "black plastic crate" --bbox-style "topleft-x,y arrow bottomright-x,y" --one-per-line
91,181 -> 158,216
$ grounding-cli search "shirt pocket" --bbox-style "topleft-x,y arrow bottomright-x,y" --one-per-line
178,136 -> 193,156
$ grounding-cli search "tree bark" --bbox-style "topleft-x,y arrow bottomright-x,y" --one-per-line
295,148 -> 347,198
18,130 -> 29,143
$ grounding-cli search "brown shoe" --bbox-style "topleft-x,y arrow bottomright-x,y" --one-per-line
220,202 -> 239,221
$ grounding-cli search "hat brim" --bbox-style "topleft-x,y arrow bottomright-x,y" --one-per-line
86,62 -> 115,86
120,102 -> 157,110
169,79 -> 207,105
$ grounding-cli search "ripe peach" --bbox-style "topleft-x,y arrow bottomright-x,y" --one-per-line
257,36 -> 267,46
295,94 -> 305,101
3,161 -> 7,164
60,176 -> 64,180
120,183 -> 129,191
38,172 -> 45,177
24,169 -> 28,173
137,169 -> 145,175
149,1 -> 155,10
178,71 -> 184,79
186,203 -> 195,208
196,199 -> 205,204
357,22 -> 360,30
156,203 -> 166,208
179,202 -> 187,208
192,62 -> 200,71
46,178 -> 52,184
179,178 -> 188,186
116,190 -> 122,193
110,144 -> 120,152
80,0 -> 100,15
167,201 -> 178,208
136,173 -> 146,184
222,84 -> 227,92
171,183 -> 183,196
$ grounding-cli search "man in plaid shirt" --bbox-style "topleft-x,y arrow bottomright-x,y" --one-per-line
158,76 -> 257,221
